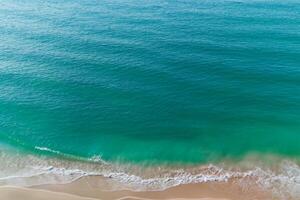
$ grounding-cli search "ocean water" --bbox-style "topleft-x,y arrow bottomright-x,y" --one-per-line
1,0 -> 300,197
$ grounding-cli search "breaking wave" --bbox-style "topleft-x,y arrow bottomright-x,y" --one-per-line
0,146 -> 299,199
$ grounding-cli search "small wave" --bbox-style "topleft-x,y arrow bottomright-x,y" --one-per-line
35,146 -> 62,155
34,146 -> 108,165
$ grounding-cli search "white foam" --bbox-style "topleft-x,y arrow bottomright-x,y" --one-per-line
253,161 -> 300,199
0,149 -> 300,199
35,146 -> 61,155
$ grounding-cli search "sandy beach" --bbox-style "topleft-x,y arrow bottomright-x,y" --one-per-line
0,186 -> 230,200
0,175 -> 273,200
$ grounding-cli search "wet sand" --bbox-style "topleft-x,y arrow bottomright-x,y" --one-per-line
0,186 -> 231,200
1,175 -> 270,200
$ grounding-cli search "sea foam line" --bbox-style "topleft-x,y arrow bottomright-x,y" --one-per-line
1,147 -> 300,199
35,146 -> 61,155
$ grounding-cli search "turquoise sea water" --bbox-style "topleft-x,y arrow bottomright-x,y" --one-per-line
1,0 -> 300,169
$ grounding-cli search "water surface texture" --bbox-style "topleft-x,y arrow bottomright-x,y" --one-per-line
1,0 -> 300,164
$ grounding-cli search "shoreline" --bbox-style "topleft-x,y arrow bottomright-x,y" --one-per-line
0,176 -> 271,200
0,148 -> 297,199
0,186 -> 231,200
32,175 -> 271,200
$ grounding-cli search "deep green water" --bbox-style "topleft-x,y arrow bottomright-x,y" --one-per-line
1,0 -> 300,164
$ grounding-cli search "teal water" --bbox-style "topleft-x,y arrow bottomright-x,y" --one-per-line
1,0 -> 300,165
